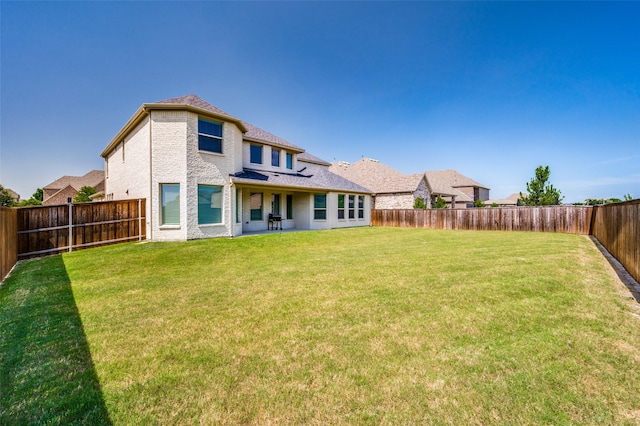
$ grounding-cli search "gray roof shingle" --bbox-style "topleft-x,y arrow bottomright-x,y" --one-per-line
231,164 -> 372,193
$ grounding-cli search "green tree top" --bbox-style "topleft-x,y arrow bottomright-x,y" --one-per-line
73,186 -> 97,203
520,165 -> 563,206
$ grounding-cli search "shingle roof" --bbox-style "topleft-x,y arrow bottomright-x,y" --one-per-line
242,121 -> 303,152
426,169 -> 489,190
155,94 -> 237,119
154,94 -> 304,152
329,158 -> 420,193
231,164 -> 372,193
298,151 -> 331,166
43,170 -> 105,190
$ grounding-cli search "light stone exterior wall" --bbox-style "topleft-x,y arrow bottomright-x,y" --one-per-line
104,118 -> 152,232
375,193 -> 414,209
184,112 -> 243,240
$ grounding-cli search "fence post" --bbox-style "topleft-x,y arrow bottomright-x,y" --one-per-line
138,198 -> 142,242
68,203 -> 73,252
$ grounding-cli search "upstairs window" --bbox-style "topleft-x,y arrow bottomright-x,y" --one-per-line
272,148 -> 280,167
286,152 -> 293,170
250,144 -> 263,164
198,119 -> 223,154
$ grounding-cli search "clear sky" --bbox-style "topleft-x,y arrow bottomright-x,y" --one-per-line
1,1 -> 639,203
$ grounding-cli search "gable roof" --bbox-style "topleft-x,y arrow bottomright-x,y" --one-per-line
423,170 -> 472,201
44,170 -> 105,191
329,158 -> 420,194
102,94 -> 307,157
426,169 -> 489,190
242,121 -> 303,152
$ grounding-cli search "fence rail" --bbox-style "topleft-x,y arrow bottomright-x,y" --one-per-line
16,199 -> 146,260
1,207 -> 18,281
372,206 -> 593,234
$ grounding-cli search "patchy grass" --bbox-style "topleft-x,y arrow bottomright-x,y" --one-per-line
2,227 -> 640,425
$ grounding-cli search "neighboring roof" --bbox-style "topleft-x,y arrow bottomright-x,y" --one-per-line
298,151 -> 331,166
427,169 -> 489,190
423,171 -> 468,199
5,189 -> 20,201
231,164 -> 372,194
329,158 -> 420,194
44,170 -> 104,191
485,198 -> 518,206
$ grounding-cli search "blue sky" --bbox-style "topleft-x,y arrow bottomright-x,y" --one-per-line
1,1 -> 639,203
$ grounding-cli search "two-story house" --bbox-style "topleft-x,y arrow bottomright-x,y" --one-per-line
100,95 -> 372,241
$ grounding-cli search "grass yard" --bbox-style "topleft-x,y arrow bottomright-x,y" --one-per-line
2,227 -> 640,425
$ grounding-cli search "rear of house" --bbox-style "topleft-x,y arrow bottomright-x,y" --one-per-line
101,95 -> 372,241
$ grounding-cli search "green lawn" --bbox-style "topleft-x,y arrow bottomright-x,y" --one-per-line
2,227 -> 640,425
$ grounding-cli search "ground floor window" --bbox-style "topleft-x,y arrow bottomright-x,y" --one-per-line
161,183 -> 180,225
198,185 -> 223,225
348,195 -> 355,219
358,195 -> 365,219
286,194 -> 293,219
250,192 -> 263,220
314,194 -> 326,220
338,194 -> 345,219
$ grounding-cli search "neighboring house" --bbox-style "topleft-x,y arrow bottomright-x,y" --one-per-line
6,189 -> 20,203
42,170 -> 105,206
329,158 -> 488,209
100,94 -> 372,241
424,170 -> 489,208
485,193 -> 521,207
329,158 -> 433,209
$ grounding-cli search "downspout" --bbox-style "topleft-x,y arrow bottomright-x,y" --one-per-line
148,111 -> 153,241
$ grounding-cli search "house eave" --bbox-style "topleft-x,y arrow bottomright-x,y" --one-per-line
243,136 -> 305,153
101,102 -> 249,158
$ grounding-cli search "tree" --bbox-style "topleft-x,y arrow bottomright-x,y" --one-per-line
32,188 -> 43,202
0,184 -> 15,207
624,193 -> 633,201
73,186 -> 97,203
433,196 -> 448,209
473,199 -> 485,208
413,197 -> 427,209
519,165 -> 563,206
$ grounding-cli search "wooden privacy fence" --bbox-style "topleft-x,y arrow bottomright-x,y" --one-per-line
372,206 -> 593,234
591,200 -> 640,283
17,199 -> 146,260
1,207 -> 18,281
